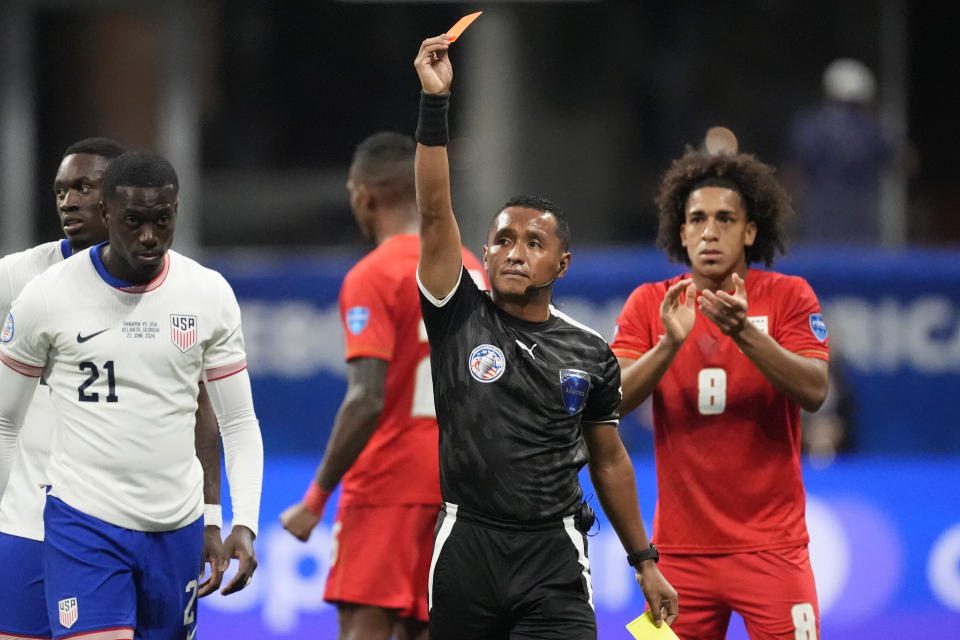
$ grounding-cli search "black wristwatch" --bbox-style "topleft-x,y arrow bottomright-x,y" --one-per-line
627,544 -> 659,567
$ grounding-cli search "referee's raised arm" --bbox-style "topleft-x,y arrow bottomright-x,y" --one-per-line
413,35 -> 463,300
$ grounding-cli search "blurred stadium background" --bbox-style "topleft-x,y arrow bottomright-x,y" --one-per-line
2,1 -> 958,637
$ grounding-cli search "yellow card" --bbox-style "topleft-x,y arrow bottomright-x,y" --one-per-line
446,11 -> 482,43
626,611 -> 680,639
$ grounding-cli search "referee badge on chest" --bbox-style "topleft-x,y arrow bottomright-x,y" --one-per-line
468,344 -> 506,383
560,369 -> 591,415
170,314 -> 198,352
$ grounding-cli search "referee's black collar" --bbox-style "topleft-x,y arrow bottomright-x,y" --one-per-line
487,295 -> 559,330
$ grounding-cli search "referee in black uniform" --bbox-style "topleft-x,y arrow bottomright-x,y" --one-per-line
413,34 -> 679,639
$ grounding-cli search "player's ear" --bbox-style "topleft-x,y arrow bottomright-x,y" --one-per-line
99,200 -> 109,225
482,244 -> 489,268
354,183 -> 373,212
744,220 -> 757,246
556,252 -> 571,279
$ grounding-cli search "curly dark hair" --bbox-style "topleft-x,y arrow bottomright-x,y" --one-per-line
655,149 -> 792,267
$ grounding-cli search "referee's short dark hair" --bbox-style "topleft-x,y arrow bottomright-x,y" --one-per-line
496,195 -> 571,251
62,137 -> 126,160
102,151 -> 179,202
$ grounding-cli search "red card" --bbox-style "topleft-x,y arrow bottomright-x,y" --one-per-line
446,11 -> 482,43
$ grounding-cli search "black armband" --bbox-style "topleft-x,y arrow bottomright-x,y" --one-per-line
626,543 -> 659,567
416,91 -> 450,147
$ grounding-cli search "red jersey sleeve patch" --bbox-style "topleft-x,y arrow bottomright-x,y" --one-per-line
340,261 -> 397,363
775,276 -> 831,358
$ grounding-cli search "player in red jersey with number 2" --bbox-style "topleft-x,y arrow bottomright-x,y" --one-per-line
612,146 -> 829,640
280,132 -> 486,640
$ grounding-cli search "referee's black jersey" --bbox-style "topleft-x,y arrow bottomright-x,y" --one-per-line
419,265 -> 622,523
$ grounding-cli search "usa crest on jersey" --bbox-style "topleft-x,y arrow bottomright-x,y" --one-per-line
170,314 -> 198,352
560,369 -> 591,415
58,597 -> 78,629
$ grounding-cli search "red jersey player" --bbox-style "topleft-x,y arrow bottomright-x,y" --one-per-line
611,146 -> 829,640
280,132 -> 485,640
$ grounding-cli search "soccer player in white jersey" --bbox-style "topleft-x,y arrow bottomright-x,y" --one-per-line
0,138 -> 232,640
0,150 -> 264,640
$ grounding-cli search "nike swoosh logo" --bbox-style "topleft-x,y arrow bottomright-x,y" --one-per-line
76,329 -> 109,343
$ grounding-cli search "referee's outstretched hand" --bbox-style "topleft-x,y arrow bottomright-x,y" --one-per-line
414,35 -> 452,95
636,562 -> 680,627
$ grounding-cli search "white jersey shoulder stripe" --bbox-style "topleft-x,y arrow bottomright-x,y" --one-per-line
417,264 -> 463,308
206,359 -> 247,382
549,305 -> 605,340
0,351 -> 43,377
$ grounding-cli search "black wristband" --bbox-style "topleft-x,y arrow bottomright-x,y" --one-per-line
626,544 -> 659,567
416,91 -> 450,147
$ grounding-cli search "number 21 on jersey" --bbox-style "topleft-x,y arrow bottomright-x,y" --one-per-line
697,367 -> 726,415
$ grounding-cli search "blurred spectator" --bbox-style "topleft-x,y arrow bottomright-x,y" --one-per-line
802,354 -> 857,468
786,58 -> 892,244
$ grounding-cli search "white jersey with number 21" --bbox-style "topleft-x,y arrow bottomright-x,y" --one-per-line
0,247 -> 248,532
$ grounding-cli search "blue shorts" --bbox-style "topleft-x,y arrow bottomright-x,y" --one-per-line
0,531 -> 50,638
43,496 -> 204,640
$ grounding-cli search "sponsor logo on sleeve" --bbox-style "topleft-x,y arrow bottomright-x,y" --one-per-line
345,307 -> 370,335
809,313 -> 829,342
560,369 -> 591,415
171,314 -> 198,352
468,344 -> 506,382
1,312 -> 13,343
58,597 -> 78,629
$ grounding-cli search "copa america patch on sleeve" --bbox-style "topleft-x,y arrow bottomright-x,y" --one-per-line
809,313 -> 828,342
1,312 -> 13,343
560,369 -> 591,415
346,306 -> 370,335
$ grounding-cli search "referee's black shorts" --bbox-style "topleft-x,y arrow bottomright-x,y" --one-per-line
428,502 -> 596,640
